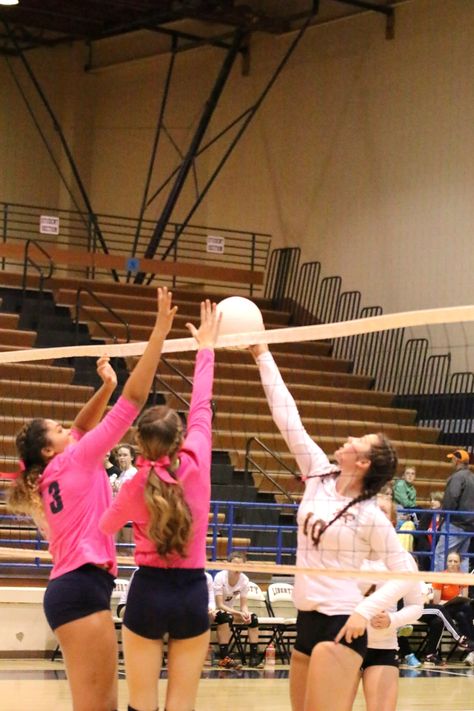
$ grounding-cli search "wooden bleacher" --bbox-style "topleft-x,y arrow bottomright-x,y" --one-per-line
0,271 -> 463,578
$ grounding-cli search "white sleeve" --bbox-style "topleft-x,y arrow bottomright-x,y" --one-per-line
256,352 -> 332,480
355,511 -> 420,620
206,573 -> 216,610
240,573 -> 250,598
387,600 -> 423,630
213,571 -> 225,599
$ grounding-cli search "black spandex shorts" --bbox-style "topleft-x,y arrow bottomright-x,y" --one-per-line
361,648 -> 400,670
43,564 -> 115,630
123,567 -> 209,640
294,610 -> 368,659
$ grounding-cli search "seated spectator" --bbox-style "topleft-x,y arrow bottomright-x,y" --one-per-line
205,571 -> 217,624
397,518 -> 416,552
213,551 -> 262,669
393,466 -> 417,510
401,575 -> 474,667
116,570 -> 137,619
432,551 -> 474,655
413,491 -> 443,571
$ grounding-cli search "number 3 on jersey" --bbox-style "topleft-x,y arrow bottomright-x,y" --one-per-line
48,481 -> 64,514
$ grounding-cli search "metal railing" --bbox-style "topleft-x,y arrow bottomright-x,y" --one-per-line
244,436 -> 301,504
74,287 -> 130,345
21,239 -> 54,322
151,356 -> 216,419
264,248 -> 474,450
1,201 -> 271,294
1,504 -> 473,572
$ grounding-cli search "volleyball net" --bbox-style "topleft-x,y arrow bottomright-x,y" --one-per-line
0,299 -> 473,586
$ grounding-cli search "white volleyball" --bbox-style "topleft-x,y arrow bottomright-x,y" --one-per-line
216,296 -> 265,348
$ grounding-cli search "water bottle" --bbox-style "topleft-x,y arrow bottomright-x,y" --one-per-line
265,643 -> 276,666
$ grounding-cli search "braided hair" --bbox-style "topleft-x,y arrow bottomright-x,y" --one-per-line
305,433 -> 398,548
137,406 -> 192,557
7,419 -> 49,532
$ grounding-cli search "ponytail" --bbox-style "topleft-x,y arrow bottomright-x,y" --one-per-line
8,420 -> 49,532
144,468 -> 192,558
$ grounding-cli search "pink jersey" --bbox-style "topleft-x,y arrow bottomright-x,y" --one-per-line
100,349 -> 214,568
39,396 -> 139,579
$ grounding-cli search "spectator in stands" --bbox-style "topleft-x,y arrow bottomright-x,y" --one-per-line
116,570 -> 137,619
393,466 -> 417,510
413,491 -> 443,571
104,450 -> 121,480
432,551 -> 474,662
111,443 -> 137,493
250,343 -> 416,711
400,566 -> 474,668
434,449 -> 474,572
214,551 -> 263,669
8,287 -> 176,711
100,299 -> 219,711
205,571 -> 217,623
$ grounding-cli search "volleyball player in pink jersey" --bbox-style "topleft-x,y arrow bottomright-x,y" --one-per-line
250,343 -> 417,711
8,287 -> 177,711
100,299 -> 220,711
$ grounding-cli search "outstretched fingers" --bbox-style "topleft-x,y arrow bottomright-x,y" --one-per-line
156,287 -> 178,335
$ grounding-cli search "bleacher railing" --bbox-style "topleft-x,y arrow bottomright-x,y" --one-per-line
264,247 -> 473,451
0,201 -> 271,294
0,503 -> 472,574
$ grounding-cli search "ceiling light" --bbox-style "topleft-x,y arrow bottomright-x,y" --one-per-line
0,1 -> 20,6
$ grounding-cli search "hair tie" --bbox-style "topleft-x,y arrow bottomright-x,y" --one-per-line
135,454 -> 178,486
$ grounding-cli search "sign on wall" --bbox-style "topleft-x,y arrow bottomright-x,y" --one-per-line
39,215 -> 60,235
206,235 -> 225,254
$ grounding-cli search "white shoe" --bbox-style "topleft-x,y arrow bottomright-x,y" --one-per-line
465,651 -> 474,666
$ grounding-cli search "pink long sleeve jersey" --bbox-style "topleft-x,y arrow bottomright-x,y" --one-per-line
39,396 -> 139,579
99,348 -> 214,568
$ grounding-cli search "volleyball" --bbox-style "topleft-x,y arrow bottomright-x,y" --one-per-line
216,296 -> 265,347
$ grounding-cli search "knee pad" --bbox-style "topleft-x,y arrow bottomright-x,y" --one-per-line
215,610 -> 233,625
247,612 -> 259,629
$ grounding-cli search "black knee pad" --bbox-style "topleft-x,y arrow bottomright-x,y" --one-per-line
215,610 -> 233,625
247,612 -> 259,629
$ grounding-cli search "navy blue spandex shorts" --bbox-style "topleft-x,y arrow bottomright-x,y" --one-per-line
294,610 -> 368,659
124,567 -> 209,640
361,648 -> 400,669
43,564 -> 115,630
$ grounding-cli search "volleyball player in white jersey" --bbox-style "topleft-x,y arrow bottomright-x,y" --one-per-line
361,496 -> 424,711
250,344 -> 416,711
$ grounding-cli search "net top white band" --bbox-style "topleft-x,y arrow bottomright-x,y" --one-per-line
0,304 -> 472,363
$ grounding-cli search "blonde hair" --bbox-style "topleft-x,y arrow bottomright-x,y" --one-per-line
137,406 -> 192,557
144,469 -> 192,557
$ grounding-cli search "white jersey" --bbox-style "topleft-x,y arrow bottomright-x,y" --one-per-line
256,352 -> 415,619
361,558 -> 423,650
205,571 -> 216,611
213,570 -> 250,609
115,465 -> 138,490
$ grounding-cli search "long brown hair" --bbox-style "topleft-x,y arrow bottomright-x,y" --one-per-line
137,406 -> 192,557
307,433 -> 398,547
7,419 -> 49,532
